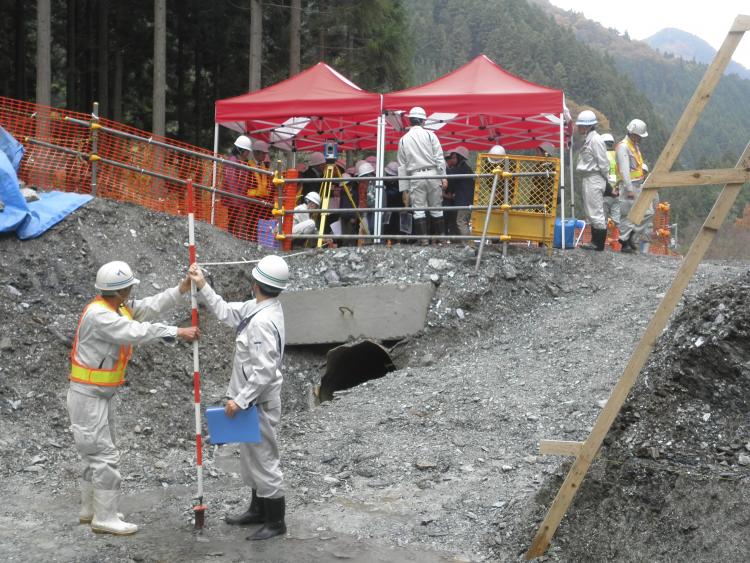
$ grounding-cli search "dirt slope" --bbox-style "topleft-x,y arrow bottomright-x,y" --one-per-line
0,198 -> 747,562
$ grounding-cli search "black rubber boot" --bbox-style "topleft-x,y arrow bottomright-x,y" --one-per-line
431,216 -> 445,244
593,228 -> 607,251
413,218 -> 428,246
620,232 -> 636,253
247,497 -> 286,541
226,490 -> 265,526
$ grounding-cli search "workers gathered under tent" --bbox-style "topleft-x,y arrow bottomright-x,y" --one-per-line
188,256 -> 290,541
398,106 -> 447,245
616,119 -> 651,254
68,262 -> 199,536
574,110 -> 609,252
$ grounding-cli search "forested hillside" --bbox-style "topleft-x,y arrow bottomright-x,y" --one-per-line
402,0 -> 668,165
0,0 -> 411,145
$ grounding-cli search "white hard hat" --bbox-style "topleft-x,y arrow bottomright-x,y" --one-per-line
627,119 -> 648,138
487,145 -> 506,163
252,255 -> 289,291
384,161 -> 399,176
365,155 -> 377,164
642,163 -> 649,173
304,191 -> 321,206
252,139 -> 269,153
234,135 -> 253,151
408,106 -> 427,120
95,261 -> 140,292
575,110 -> 598,127
356,161 -> 375,177
308,152 -> 326,166
600,133 -> 615,144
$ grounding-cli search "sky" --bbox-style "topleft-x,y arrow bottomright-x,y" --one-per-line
548,0 -> 750,69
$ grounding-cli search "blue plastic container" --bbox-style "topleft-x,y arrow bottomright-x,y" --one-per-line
553,218 -> 580,249
257,219 -> 279,249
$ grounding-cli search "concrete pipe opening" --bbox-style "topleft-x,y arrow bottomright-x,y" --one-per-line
318,339 -> 396,402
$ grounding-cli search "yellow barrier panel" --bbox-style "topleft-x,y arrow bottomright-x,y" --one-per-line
471,153 -> 560,245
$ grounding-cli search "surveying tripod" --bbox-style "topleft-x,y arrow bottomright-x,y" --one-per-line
316,162 -> 370,248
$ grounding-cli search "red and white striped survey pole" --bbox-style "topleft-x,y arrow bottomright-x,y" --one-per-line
186,179 -> 206,529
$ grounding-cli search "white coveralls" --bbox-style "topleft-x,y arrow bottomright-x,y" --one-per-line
617,137 -> 653,243
397,125 -> 446,220
292,203 -> 316,235
67,287 -> 184,491
197,283 -> 286,499
576,130 -> 609,231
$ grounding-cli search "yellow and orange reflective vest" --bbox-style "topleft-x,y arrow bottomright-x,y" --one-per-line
615,136 -> 644,183
69,298 -> 133,387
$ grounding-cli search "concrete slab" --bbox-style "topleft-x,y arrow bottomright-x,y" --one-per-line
279,283 -> 434,345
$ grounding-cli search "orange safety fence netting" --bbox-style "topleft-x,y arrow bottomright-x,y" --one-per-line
577,200 -> 675,255
0,96 -> 278,244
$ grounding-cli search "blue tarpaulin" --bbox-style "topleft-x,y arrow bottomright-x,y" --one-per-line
0,135 -> 92,240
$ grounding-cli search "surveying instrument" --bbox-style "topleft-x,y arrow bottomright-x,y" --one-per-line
315,140 -> 370,248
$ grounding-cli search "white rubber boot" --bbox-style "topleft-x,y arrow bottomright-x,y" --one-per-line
79,481 -> 124,524
79,480 -> 95,524
90,490 -> 138,535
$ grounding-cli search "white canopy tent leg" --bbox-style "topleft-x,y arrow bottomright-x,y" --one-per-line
374,110 -> 386,243
559,113 -> 565,250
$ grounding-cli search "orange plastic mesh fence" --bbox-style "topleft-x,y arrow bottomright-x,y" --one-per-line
0,96 -> 276,244
578,200 -> 674,255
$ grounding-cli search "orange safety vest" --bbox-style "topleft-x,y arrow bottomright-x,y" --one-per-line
615,136 -> 644,182
247,161 -> 271,198
69,298 -> 133,387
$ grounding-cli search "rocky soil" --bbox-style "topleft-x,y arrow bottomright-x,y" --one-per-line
0,197 -> 748,562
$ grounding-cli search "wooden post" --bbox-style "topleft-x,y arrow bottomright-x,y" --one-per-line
527,139 -> 750,560
525,17 -> 750,559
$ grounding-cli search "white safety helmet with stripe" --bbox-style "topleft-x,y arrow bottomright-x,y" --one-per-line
95,261 -> 140,292
600,133 -> 615,144
407,106 -> 427,120
252,255 -> 289,291
575,110 -> 598,127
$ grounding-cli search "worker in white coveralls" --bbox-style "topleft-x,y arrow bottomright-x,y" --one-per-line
187,255 -> 289,541
292,191 -> 321,236
575,110 -> 609,251
616,118 -> 650,254
397,106 -> 447,245
67,261 -> 199,535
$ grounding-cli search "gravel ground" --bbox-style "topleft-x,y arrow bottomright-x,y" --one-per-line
0,197 -> 747,562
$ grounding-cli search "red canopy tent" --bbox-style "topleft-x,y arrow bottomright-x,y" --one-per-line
214,62 -> 382,151
382,55 -> 571,152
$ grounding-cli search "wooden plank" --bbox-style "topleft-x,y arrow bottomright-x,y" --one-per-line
539,440 -> 583,456
628,27 -> 745,223
525,140 -> 750,560
647,168 -> 750,188
730,14 -> 750,32
279,283 -> 434,345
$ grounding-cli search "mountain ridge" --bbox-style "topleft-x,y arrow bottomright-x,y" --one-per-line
645,27 -> 750,79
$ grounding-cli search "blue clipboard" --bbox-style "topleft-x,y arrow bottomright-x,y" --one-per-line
205,405 -> 261,444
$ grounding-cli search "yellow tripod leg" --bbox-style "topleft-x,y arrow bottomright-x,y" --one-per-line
316,164 -> 336,248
